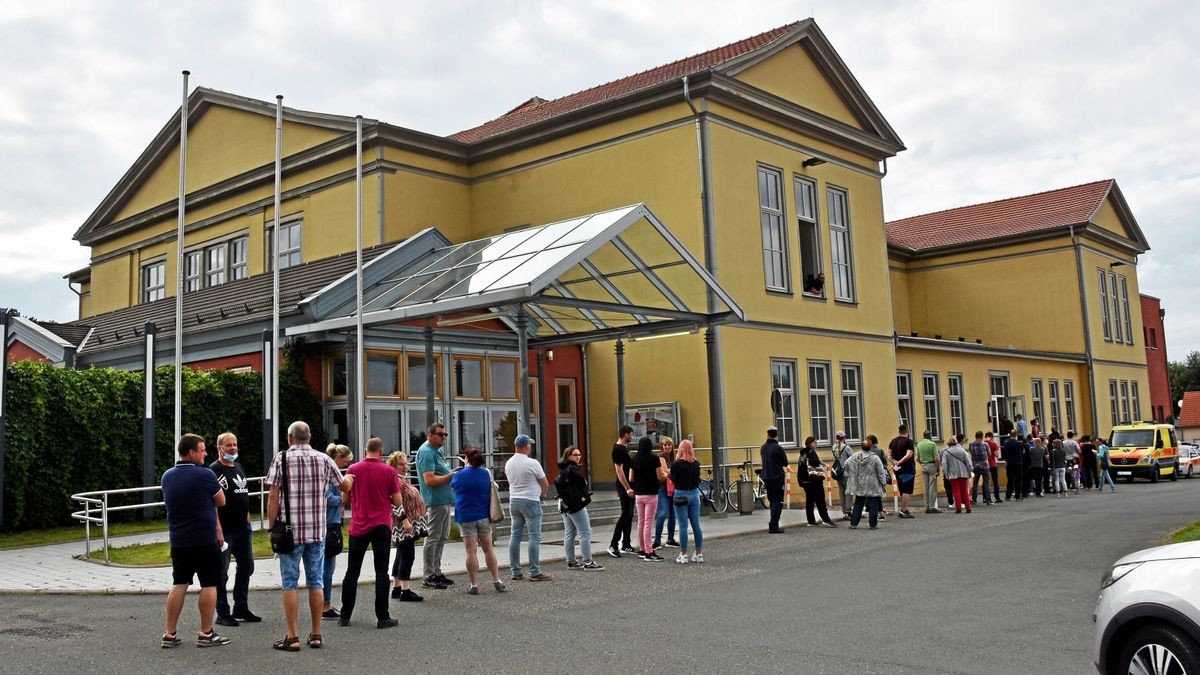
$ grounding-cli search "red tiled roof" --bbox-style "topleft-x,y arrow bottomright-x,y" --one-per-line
886,179 -> 1114,251
1179,391 -> 1200,428
449,22 -> 801,144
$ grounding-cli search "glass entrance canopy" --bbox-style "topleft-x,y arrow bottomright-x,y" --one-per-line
288,204 -> 744,344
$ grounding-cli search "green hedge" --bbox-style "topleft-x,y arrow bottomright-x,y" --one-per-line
2,341 -> 324,531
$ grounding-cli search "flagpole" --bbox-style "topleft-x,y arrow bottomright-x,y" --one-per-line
272,95 -> 283,455
355,115 -> 365,449
174,70 -> 189,443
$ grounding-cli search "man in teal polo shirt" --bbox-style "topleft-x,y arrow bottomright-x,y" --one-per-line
916,430 -> 941,514
416,422 -> 456,590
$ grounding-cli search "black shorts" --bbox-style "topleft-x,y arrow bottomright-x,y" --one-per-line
896,473 -> 916,495
170,543 -> 222,587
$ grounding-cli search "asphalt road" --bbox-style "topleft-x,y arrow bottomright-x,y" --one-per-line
2,479 -> 1198,674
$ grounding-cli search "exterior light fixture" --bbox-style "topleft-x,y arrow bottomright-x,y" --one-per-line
802,157 -> 827,168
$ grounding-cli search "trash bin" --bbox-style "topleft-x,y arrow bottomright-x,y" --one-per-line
737,478 -> 754,515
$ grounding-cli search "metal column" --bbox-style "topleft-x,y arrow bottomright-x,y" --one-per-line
143,322 -> 157,517
516,308 -> 530,435
261,330 -> 274,464
0,310 -> 10,525
424,320 -> 436,427
706,325 -> 728,518
615,338 -> 626,431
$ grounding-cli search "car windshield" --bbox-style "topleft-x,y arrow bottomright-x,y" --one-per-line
1111,429 -> 1155,447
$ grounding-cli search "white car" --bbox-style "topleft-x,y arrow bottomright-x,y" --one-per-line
1180,444 -> 1200,478
1094,540 -> 1200,673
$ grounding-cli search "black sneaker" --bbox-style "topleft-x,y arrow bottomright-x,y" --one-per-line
195,630 -> 230,647
433,573 -> 455,586
378,617 -> 398,629
231,609 -> 262,623
664,540 -> 680,548
652,541 -> 663,551
421,578 -> 447,590
161,633 -> 183,649
606,545 -> 621,558
645,553 -> 665,562
620,545 -> 637,554
322,608 -> 341,619
581,561 -> 605,571
399,589 -> 423,602
214,615 -> 238,627
391,587 -> 403,599
566,561 -> 582,569
510,573 -> 525,581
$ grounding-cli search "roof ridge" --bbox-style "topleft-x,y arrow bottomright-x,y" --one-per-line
886,178 -> 1114,225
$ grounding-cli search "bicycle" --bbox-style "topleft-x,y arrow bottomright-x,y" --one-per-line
699,467 -> 729,514
726,464 -> 770,512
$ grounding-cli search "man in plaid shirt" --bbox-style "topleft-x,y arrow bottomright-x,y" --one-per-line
266,421 -> 352,651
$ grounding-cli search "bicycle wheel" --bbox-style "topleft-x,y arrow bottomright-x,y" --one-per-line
712,482 -> 729,513
758,485 -> 771,509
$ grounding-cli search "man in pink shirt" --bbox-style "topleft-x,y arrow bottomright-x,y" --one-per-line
339,437 -> 403,629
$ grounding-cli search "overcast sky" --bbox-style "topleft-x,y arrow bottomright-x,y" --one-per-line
1,0 -> 1197,359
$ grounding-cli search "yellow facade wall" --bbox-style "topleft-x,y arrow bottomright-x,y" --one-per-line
382,170 -> 472,246
1091,197 -> 1129,239
732,43 -> 863,129
1079,245 -> 1146,366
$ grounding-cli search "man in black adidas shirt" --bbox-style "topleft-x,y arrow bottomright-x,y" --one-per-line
209,433 -> 261,626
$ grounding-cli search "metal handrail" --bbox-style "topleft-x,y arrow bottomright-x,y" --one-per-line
71,476 -> 272,564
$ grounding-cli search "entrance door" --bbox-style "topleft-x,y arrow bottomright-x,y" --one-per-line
367,405 -> 403,455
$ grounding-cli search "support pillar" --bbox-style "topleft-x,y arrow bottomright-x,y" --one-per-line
424,320 -> 436,427
346,345 -> 360,453
706,325 -> 728,519
516,308 -> 530,436
261,330 -> 274,465
143,322 -> 157,517
0,310 -> 10,525
535,348 -> 546,465
615,338 -> 626,431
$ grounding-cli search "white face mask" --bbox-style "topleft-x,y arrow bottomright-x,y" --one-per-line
222,452 -> 238,462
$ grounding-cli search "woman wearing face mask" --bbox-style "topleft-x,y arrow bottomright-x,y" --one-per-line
321,444 -> 354,619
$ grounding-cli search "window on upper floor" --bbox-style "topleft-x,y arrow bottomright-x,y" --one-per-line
1119,277 -> 1133,345
1064,380 -> 1076,433
947,373 -> 965,440
758,166 -> 790,293
794,176 -> 823,297
896,372 -> 913,430
1031,379 -> 1045,427
771,359 -> 798,447
185,236 -> 248,292
840,363 -> 863,442
1048,379 -> 1061,433
808,361 -> 832,445
1098,269 -> 1112,341
141,260 -> 166,303
1130,381 -> 1141,420
268,219 -> 303,271
1109,271 -> 1123,343
826,186 -> 855,302
922,372 -> 941,441
1149,327 -> 1158,349
1109,380 -> 1119,427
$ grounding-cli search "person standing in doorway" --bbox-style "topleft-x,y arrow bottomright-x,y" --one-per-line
506,434 -> 553,581
607,425 -> 636,558
915,430 -> 940,514
161,433 -> 230,648
209,432 -> 260,627
1015,414 -> 1030,439
888,426 -> 916,518
761,426 -> 790,533
416,422 -> 456,590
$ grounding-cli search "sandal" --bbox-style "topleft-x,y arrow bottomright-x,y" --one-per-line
273,635 -> 300,651
307,633 -> 322,649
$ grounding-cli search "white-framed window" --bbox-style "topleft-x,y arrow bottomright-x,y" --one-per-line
758,166 -> 790,292
808,361 -> 832,445
1131,381 -> 1141,420
205,244 -> 226,287
1109,380 -> 1120,427
840,364 -> 863,442
922,372 -> 941,441
1031,379 -> 1045,427
794,176 -> 822,296
896,372 -> 913,430
268,220 -> 303,271
1098,269 -> 1112,341
230,237 -> 248,280
185,236 -> 248,291
1048,380 -> 1061,433
1119,277 -> 1133,345
1064,380 -> 1076,433
141,260 -> 166,303
556,378 -> 578,453
948,373 -> 965,439
1119,380 -> 1131,424
826,186 -> 855,302
185,250 -> 203,292
1109,271 -> 1123,343
770,359 -> 798,446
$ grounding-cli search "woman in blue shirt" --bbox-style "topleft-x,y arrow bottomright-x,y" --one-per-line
451,448 -> 506,595
321,444 -> 353,619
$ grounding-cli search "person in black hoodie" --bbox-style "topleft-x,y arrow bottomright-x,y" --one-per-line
554,446 -> 604,571
760,427 -> 789,533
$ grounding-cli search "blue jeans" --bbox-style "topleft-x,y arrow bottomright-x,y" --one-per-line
1098,466 -> 1117,491
654,486 -> 676,545
508,498 -> 543,576
672,488 -> 703,553
217,522 -> 254,617
562,508 -> 592,563
278,541 -> 325,590
851,495 -> 881,528
322,545 -> 338,605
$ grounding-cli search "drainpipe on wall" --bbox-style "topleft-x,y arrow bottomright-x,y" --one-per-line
1071,224 -> 1101,432
683,75 -> 729,488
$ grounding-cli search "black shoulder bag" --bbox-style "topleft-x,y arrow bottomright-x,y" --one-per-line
270,450 -> 296,555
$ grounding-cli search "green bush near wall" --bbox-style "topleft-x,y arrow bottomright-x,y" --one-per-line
1,341 -> 324,531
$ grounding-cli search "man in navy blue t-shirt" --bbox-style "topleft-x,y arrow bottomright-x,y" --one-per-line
160,433 -> 230,648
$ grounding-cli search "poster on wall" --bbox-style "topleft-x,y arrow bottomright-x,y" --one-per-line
624,402 -> 681,449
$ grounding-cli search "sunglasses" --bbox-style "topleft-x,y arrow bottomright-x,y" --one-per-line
432,432 -> 447,437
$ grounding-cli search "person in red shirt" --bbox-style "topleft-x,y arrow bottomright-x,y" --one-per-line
985,432 -> 1003,504
339,437 -> 404,630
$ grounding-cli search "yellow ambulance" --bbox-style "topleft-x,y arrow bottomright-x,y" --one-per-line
1107,422 -> 1180,483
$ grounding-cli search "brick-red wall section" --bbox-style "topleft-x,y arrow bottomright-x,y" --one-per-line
1141,295 -> 1172,421
532,344 -> 586,485
6,340 -> 50,364
186,351 -> 321,397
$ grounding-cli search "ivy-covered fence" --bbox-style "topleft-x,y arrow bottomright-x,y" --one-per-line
2,343 -> 325,531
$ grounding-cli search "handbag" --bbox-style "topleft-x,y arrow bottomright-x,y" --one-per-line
269,449 -> 296,555
489,474 -> 505,524
324,522 -> 343,556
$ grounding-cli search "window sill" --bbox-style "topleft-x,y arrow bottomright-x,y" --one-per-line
765,289 -> 794,297
801,293 -> 826,301
834,299 -> 859,307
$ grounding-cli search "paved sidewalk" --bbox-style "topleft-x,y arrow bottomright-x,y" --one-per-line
0,507 -> 812,594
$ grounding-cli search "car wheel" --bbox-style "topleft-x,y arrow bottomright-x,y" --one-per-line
1151,463 -> 1160,483
1188,465 -> 1194,478
1117,624 -> 1200,675
1171,461 -> 1178,482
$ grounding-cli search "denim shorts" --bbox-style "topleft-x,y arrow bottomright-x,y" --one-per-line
277,541 -> 325,590
458,518 -> 492,538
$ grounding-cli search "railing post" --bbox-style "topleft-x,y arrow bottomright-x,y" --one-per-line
83,498 -> 92,559
102,492 -> 110,564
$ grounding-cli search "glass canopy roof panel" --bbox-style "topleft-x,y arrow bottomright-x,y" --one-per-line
502,217 -> 591,257
653,264 -> 727,313
607,270 -> 678,312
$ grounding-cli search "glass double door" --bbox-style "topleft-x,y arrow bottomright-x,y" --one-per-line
453,406 -> 519,490
366,405 -> 436,458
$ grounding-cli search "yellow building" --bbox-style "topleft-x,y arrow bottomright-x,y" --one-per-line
58,20 -> 1153,489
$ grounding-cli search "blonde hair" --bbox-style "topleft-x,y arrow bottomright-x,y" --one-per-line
326,443 -> 353,461
216,432 -> 237,447
659,436 -> 676,463
387,451 -> 408,470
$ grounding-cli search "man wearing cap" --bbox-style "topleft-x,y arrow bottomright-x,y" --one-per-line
505,434 -> 552,582
760,427 -> 789,533
833,431 -> 854,520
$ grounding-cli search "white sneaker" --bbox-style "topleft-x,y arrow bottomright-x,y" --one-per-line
675,553 -> 688,564
691,552 -> 704,563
